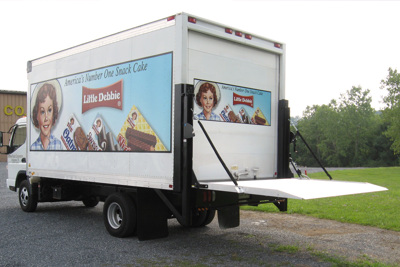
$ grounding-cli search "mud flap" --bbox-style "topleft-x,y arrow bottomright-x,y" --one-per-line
218,205 -> 240,229
136,188 -> 169,241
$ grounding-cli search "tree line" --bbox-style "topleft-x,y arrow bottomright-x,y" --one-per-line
291,68 -> 400,167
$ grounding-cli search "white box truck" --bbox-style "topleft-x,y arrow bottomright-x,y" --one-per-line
0,13 -> 386,240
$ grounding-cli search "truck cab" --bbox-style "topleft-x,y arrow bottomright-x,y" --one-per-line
1,117 -> 27,191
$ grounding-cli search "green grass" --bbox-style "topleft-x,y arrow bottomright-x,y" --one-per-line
269,244 -> 300,253
243,167 -> 400,231
310,251 -> 394,267
267,244 -> 393,266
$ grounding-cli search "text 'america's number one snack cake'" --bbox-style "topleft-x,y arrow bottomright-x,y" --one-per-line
118,105 -> 167,152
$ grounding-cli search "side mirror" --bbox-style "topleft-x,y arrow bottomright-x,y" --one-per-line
0,131 -> 11,153
0,131 -> 3,147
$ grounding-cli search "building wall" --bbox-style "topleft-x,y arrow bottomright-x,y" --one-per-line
0,91 -> 27,161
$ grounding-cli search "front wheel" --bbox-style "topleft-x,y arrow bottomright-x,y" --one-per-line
82,196 -> 99,208
103,193 -> 136,237
18,180 -> 38,212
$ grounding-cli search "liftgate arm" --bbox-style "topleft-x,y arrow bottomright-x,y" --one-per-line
291,123 -> 333,180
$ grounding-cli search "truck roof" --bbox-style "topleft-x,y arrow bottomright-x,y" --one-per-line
15,117 -> 26,125
27,12 -> 284,72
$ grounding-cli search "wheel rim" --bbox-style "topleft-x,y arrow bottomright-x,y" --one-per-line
20,187 -> 29,207
107,202 -> 123,229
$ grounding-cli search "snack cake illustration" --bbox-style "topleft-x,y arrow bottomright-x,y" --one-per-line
118,105 -> 167,152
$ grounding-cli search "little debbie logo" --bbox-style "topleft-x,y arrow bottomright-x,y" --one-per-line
233,93 -> 253,108
82,80 -> 123,113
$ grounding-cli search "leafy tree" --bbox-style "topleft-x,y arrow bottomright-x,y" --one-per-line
291,86 -> 393,167
291,105 -> 323,167
381,68 -> 400,154
292,102 -> 342,167
367,113 -> 399,166
338,86 -> 375,166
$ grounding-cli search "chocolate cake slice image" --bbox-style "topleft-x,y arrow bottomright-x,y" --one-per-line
125,128 -> 156,151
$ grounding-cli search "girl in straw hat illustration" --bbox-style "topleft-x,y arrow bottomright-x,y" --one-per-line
195,82 -> 221,121
31,80 -> 63,150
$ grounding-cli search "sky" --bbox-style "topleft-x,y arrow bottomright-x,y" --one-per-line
1,0 -> 399,117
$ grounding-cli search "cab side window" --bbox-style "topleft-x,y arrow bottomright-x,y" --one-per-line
11,125 -> 26,148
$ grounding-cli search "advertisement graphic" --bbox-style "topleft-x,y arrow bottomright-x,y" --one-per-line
193,80 -> 271,126
30,53 -> 172,152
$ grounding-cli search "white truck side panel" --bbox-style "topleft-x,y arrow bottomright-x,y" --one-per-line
27,18 -> 178,189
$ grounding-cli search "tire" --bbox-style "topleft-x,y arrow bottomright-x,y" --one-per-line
103,193 -> 136,237
202,209 -> 216,226
191,209 -> 216,227
18,180 -> 38,212
82,196 -> 99,208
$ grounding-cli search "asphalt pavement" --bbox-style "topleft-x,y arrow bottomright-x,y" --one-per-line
0,162 -> 332,266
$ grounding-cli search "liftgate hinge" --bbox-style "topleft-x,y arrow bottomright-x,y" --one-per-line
183,123 -> 195,139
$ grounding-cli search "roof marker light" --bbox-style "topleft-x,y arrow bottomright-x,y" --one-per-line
188,17 -> 197,24
235,31 -> 243,37
274,43 -> 282,48
167,16 -> 175,21
225,28 -> 233,34
245,34 -> 252,40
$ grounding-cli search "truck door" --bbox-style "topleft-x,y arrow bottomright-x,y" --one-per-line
187,30 -> 282,182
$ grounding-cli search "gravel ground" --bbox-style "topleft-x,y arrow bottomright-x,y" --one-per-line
1,162 -> 399,266
241,211 -> 400,266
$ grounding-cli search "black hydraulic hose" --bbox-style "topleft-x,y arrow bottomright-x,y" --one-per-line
197,120 -> 238,186
290,158 -> 302,177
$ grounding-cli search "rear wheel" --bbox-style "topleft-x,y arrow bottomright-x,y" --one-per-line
103,193 -> 136,237
191,209 -> 216,227
18,180 -> 38,212
202,209 -> 216,226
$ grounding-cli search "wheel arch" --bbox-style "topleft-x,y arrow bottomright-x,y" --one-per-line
15,171 -> 28,189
